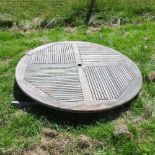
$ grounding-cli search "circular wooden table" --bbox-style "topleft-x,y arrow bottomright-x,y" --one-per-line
16,41 -> 142,113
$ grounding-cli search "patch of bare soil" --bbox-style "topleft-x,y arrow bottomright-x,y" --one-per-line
114,124 -> 132,139
148,72 -> 155,82
86,26 -> 102,34
65,27 -> 77,33
10,128 -> 103,155
77,134 -> 103,150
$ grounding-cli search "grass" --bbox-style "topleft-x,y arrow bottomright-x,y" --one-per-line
0,0 -> 155,28
0,21 -> 155,154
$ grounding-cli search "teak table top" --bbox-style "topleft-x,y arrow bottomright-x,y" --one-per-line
16,41 -> 142,112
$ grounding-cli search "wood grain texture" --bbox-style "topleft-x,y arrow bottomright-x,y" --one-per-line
15,41 -> 142,113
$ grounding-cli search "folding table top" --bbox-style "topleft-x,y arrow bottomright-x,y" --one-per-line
16,41 -> 142,112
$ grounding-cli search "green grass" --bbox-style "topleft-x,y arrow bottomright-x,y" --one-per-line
0,0 -> 155,28
0,21 -> 155,154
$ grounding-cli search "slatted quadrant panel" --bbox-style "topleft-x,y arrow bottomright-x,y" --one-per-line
77,43 -> 124,64
29,43 -> 76,64
24,64 -> 84,102
84,65 -> 136,100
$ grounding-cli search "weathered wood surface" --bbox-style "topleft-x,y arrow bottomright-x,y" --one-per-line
15,41 -> 142,113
